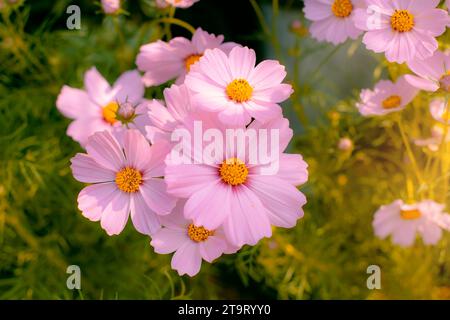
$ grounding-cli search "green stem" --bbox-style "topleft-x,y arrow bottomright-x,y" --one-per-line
397,116 -> 424,187
155,17 -> 195,35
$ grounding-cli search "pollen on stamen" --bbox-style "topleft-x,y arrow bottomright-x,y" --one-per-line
102,101 -> 119,125
226,79 -> 253,103
400,208 -> 421,220
219,158 -> 248,186
382,95 -> 402,109
187,224 -> 214,242
115,167 -> 142,193
185,54 -> 202,72
331,0 -> 353,18
391,10 -> 415,33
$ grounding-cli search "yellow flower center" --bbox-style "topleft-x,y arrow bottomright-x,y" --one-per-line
102,101 -> 119,125
391,10 -> 414,33
185,54 -> 202,72
187,223 -> 214,242
219,158 -> 248,186
382,95 -> 402,109
400,208 -> 421,220
226,79 -> 253,103
115,167 -> 142,193
331,0 -> 353,18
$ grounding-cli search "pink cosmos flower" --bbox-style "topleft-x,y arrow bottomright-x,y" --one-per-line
101,0 -> 120,14
136,28 -> 237,87
303,0 -> 365,45
158,0 -> 199,9
354,0 -> 449,63
56,67 -> 145,147
414,125 -> 449,152
429,98 -> 450,125
164,116 -> 308,247
373,199 -> 450,247
356,76 -> 418,116
70,129 -> 177,236
405,51 -> 450,92
150,201 -> 238,277
185,46 -> 293,127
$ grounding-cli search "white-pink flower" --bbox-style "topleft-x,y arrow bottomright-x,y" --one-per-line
70,129 -> 177,236
165,116 -> 308,247
356,76 -> 418,116
136,28 -> 237,87
405,50 -> 450,92
150,201 -> 238,277
56,67 -> 146,147
185,46 -> 293,127
354,0 -> 449,63
303,0 -> 365,45
373,199 -> 450,247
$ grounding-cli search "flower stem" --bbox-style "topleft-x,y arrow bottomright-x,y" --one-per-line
155,17 -> 195,35
397,116 -> 424,186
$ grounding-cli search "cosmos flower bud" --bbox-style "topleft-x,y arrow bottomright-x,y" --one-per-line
338,137 -> 353,151
290,20 -> 308,37
117,101 -> 136,122
101,0 -> 120,15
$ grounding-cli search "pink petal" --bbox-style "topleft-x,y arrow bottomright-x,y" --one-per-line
248,60 -> 287,90
246,176 -> 306,228
66,117 -> 111,147
303,0 -> 333,21
392,222 -> 417,247
136,40 -> 186,86
199,236 -> 227,263
130,192 -> 162,235
86,131 -> 125,171
419,221 -> 442,245
99,190 -> 131,235
404,74 -> 439,92
184,181 -> 232,230
243,100 -> 282,124
123,129 -> 152,170
228,46 -> 256,79
252,153 -> 308,186
171,242 -> 202,277
165,163 -> 219,198
151,227 -> 188,254
113,70 -> 145,104
139,178 -> 177,215
77,182 -> 117,221
218,102 -> 252,127
164,84 -> 194,122
71,153 -> 115,183
191,27 -> 224,52
84,67 -> 112,106
223,185 -> 272,246
56,86 -> 96,119
252,83 -> 293,103
143,140 -> 171,177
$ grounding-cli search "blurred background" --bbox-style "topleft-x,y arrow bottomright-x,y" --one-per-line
1,0 -> 449,299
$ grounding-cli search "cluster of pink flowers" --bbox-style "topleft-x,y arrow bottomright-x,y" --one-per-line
305,0 -> 450,247
56,27 -> 308,276
304,0 -> 450,63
